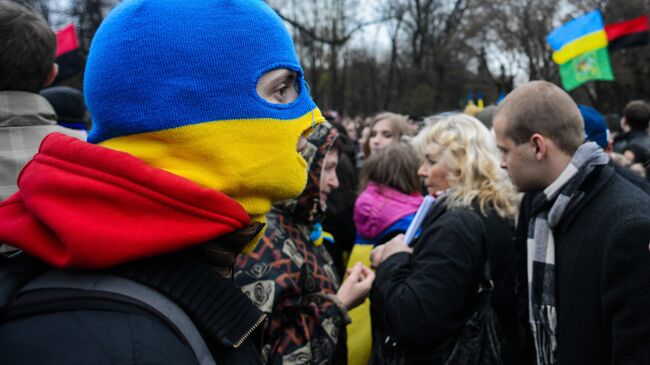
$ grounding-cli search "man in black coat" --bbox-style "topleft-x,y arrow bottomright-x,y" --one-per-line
613,100 -> 650,154
494,81 -> 650,365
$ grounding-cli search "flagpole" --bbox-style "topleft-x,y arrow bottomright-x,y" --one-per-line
581,83 -> 598,106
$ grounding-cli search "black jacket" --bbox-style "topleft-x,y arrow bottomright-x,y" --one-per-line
515,165 -> 650,365
611,161 -> 650,195
370,198 -> 517,364
612,130 -> 650,154
0,252 -> 264,365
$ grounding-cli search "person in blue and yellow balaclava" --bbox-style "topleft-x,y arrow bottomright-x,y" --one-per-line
0,1 -> 324,363
85,0 -> 325,253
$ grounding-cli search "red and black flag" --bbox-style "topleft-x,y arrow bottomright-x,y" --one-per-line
53,24 -> 83,83
605,15 -> 649,51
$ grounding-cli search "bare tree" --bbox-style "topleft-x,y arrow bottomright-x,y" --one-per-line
32,0 -> 647,116
269,0 -> 384,112
68,0 -> 117,52
385,0 -> 475,111
376,1 -> 407,110
484,0 -> 562,83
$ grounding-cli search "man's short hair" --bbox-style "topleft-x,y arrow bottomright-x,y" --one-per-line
622,100 -> 650,131
495,80 -> 584,155
0,1 -> 56,92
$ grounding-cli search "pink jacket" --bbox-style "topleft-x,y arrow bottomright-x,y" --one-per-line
354,182 -> 423,240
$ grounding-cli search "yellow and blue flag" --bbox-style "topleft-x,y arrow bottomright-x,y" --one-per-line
547,10 -> 614,91
547,10 -> 604,49
547,10 -> 608,65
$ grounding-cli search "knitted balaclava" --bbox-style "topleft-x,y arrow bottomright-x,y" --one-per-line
83,0 -> 324,252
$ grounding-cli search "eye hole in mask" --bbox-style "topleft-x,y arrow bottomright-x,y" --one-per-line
256,68 -> 301,105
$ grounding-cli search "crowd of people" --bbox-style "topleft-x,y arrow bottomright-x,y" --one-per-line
0,1 -> 649,365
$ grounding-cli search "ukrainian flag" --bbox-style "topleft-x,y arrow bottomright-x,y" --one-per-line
547,10 -> 608,65
547,10 -> 614,91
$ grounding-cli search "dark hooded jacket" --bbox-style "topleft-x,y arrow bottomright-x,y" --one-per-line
322,122 -> 359,277
235,123 -> 349,365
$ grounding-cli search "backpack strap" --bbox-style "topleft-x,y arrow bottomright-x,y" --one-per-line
6,270 -> 216,365
0,253 -> 47,313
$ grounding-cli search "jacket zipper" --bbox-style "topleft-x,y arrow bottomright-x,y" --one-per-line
233,313 -> 267,349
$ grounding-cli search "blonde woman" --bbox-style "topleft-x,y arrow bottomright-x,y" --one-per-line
369,114 -> 519,364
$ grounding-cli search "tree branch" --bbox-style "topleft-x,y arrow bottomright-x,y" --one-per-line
274,9 -> 388,46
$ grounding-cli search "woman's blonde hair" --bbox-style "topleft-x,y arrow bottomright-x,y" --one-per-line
414,114 -> 518,219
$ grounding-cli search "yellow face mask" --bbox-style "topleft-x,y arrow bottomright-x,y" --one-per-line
100,108 -> 324,252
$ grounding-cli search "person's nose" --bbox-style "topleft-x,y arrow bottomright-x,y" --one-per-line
331,173 -> 340,190
417,164 -> 427,177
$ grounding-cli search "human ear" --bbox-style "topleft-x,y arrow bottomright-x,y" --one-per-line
43,63 -> 59,88
530,134 -> 547,161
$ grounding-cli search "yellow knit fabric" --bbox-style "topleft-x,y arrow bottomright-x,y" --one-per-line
100,109 -> 324,252
346,244 -> 374,365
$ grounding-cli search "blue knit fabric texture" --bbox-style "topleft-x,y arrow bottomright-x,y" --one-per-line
578,104 -> 608,149
84,0 -> 317,144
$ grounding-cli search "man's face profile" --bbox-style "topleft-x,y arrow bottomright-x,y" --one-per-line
493,115 -> 538,192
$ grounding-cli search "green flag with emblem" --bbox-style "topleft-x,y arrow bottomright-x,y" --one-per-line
559,47 -> 614,91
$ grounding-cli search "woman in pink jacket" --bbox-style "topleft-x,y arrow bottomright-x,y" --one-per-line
355,143 -> 424,245
347,142 -> 423,365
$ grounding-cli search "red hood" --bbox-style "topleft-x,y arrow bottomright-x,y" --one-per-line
0,133 -> 250,268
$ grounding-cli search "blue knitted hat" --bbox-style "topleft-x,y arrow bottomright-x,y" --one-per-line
82,0 -> 326,253
578,104 -> 609,149
84,0 -> 318,143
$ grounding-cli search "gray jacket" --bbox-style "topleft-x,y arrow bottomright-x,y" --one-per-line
0,91 -> 86,200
